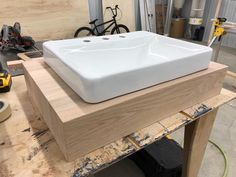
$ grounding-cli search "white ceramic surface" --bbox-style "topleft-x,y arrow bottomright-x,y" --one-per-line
43,31 -> 212,103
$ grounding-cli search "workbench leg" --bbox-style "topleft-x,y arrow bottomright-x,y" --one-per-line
182,109 -> 218,177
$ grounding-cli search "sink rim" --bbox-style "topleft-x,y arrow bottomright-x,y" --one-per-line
43,31 -> 212,80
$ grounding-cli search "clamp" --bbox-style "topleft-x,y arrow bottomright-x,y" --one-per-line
208,17 -> 227,47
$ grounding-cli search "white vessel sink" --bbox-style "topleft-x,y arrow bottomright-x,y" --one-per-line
43,31 -> 212,103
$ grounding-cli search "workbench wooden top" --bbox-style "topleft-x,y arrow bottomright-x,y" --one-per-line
0,76 -> 235,177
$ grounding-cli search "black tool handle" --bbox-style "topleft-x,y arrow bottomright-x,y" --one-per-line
218,17 -> 227,23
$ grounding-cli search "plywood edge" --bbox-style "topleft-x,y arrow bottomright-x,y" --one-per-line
182,88 -> 236,118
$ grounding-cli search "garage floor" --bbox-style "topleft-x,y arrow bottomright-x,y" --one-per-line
0,43 -> 236,177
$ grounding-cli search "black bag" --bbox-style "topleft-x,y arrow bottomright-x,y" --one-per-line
129,137 -> 183,177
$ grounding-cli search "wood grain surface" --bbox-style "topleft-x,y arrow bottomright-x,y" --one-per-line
22,58 -> 227,161
0,0 -> 90,41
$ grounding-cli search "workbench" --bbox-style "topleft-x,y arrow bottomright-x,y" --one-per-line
0,75 -> 235,177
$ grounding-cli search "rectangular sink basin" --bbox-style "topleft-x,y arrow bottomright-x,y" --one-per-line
43,31 -> 213,103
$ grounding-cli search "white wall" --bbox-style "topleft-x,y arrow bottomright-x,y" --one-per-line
0,0 -> 90,40
103,0 -> 136,32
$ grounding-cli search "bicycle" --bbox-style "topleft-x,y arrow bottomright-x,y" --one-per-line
74,5 -> 129,37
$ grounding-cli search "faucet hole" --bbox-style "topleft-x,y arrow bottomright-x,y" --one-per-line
119,35 -> 126,38
83,40 -> 91,42
102,37 -> 109,40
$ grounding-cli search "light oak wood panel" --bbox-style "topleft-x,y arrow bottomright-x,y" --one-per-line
23,59 -> 227,161
0,0 -> 90,41
102,0 -> 136,32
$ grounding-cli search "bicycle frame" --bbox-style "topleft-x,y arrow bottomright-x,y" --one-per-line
92,6 -> 120,35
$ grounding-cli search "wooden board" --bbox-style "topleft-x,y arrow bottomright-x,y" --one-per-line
227,71 -> 236,79
0,0 -> 90,41
17,51 -> 43,61
102,0 -> 136,32
23,58 -> 227,161
0,76 -> 235,177
7,60 -> 24,76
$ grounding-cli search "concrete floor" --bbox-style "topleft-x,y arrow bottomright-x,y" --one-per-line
0,43 -> 236,177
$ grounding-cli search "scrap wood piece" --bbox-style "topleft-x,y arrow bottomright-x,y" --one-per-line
7,60 -> 24,76
227,71 -> 236,79
73,138 -> 135,177
7,60 -> 24,67
159,113 -> 191,133
181,88 -> 236,118
17,51 -> 43,61
129,122 -> 166,147
129,113 -> 189,147
17,52 -> 31,61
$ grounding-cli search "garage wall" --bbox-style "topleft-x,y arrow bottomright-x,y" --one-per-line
88,0 -> 104,33
103,0 -> 136,32
203,0 -> 236,48
0,0 -> 90,41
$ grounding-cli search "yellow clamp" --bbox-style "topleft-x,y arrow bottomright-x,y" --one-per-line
213,18 -> 227,38
214,27 -> 225,37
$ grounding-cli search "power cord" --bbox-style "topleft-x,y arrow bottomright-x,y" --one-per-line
168,135 -> 229,177
208,139 -> 229,177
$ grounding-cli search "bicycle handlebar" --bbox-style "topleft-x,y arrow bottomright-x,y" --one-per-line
106,5 -> 119,17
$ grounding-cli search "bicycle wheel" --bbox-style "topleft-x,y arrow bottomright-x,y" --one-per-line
74,27 -> 95,38
111,24 -> 129,34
